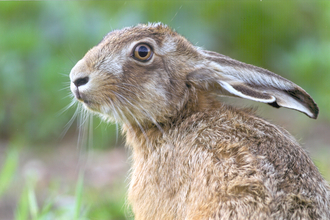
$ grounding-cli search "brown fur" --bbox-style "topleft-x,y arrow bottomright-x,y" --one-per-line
69,23 -> 330,219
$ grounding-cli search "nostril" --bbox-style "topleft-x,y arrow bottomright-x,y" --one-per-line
74,77 -> 89,87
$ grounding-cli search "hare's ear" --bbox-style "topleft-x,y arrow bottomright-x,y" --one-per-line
188,50 -> 319,119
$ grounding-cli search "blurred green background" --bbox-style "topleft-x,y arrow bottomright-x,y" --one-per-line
0,1 -> 330,219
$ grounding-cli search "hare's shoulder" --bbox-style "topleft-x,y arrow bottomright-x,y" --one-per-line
190,106 -> 328,191
175,105 -> 325,189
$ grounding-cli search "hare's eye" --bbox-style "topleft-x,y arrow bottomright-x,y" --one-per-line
133,44 -> 153,61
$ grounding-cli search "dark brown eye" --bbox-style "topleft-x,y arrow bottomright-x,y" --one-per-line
133,44 -> 153,61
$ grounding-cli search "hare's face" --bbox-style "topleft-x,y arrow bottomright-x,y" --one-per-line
70,24 -> 200,124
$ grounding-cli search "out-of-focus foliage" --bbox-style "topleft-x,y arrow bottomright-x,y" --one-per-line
0,1 -> 330,145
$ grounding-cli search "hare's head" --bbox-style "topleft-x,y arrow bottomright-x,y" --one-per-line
70,23 -> 318,126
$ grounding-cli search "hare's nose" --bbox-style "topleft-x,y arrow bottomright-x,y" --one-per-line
73,77 -> 89,87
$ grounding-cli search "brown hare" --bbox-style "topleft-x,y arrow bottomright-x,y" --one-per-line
69,23 -> 330,219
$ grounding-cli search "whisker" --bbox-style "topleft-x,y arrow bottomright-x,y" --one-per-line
57,99 -> 76,116
78,107 -> 91,130
94,116 -> 105,129
170,5 -> 182,22
113,92 -> 138,109
77,107 -> 89,169
88,113 -> 94,154
113,91 -> 165,135
58,72 -> 71,78
61,93 -> 75,101
59,103 -> 80,140
77,105 -> 87,148
119,83 -> 149,97
61,81 -> 71,86
59,86 -> 71,92
66,44 -> 78,65
116,85 -> 138,94
105,98 -> 120,122
120,83 -> 141,89
137,103 -> 164,134
124,106 -> 150,145
108,99 -> 121,145
113,104 -> 135,138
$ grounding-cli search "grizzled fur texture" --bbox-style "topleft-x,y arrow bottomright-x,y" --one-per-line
69,23 -> 330,219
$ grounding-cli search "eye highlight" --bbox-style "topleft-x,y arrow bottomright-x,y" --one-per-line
133,43 -> 153,61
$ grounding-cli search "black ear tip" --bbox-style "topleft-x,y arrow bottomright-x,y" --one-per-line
283,89 -> 319,119
311,106 -> 319,119
268,101 -> 281,109
300,96 -> 319,119
299,105 -> 319,119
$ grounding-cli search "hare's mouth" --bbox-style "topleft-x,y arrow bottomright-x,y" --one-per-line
72,89 -> 96,109
73,90 -> 84,102
72,88 -> 91,103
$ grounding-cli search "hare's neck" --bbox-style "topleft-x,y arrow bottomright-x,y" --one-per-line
122,91 -> 220,153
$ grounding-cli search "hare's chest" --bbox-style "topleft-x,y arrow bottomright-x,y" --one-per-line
127,143 -> 221,219
127,144 -> 189,219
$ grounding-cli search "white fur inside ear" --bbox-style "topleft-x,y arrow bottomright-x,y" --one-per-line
218,80 -> 276,103
271,91 -> 315,118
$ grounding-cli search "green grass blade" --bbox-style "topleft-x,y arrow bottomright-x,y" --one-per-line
73,171 -> 85,220
0,148 -> 18,198
27,179 -> 39,219
15,185 -> 29,220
